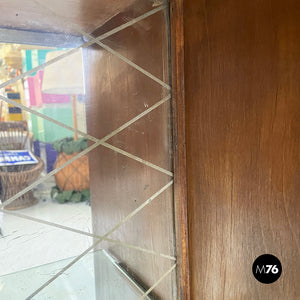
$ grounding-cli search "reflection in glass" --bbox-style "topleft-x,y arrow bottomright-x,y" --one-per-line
0,214 -> 93,297
0,1 -> 175,299
0,42 -> 92,231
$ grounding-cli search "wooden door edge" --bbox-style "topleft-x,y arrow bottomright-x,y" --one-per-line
169,1 -> 190,299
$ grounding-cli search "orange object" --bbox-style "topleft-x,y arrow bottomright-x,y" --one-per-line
54,152 -> 89,191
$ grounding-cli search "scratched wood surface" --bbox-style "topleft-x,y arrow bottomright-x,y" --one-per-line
184,0 -> 300,299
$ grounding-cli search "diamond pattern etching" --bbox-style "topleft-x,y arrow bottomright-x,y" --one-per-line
0,2 -> 176,299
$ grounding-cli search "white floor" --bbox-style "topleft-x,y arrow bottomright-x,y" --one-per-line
0,178 -> 151,300
0,177 -> 92,277
0,252 -> 96,300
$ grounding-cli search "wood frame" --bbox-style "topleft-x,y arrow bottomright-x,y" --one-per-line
169,1 -> 190,299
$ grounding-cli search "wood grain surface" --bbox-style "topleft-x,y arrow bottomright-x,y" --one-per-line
184,0 -> 300,299
84,2 -> 176,299
170,0 -> 190,299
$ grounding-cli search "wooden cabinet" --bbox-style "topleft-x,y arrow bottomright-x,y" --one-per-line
181,0 -> 300,298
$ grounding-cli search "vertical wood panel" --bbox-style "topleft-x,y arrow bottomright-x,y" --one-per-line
170,0 -> 190,299
184,0 -> 300,298
84,3 -> 176,299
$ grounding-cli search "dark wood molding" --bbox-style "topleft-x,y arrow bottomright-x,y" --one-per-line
170,1 -> 190,299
